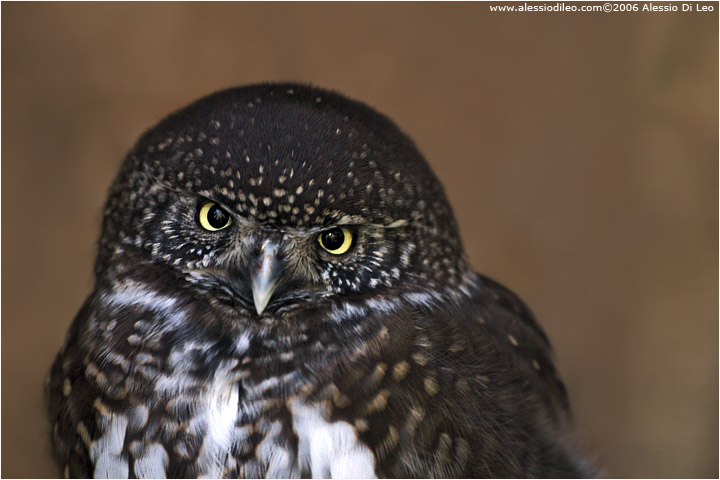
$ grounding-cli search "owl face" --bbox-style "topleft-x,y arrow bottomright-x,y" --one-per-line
100,84 -> 466,316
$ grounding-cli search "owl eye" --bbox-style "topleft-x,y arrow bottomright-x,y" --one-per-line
197,202 -> 232,231
317,227 -> 353,255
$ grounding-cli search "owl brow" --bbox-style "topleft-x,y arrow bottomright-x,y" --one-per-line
359,219 -> 410,230
149,180 -> 194,198
334,215 -> 409,229
271,219 -> 408,236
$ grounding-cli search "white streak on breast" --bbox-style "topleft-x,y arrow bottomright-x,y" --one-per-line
235,332 -> 251,354
90,414 -> 130,478
132,443 -> 169,479
255,420 -> 296,478
290,400 -> 377,479
196,382 -> 239,478
167,341 -> 216,369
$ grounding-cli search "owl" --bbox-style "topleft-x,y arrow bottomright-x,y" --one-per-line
46,83 -> 592,478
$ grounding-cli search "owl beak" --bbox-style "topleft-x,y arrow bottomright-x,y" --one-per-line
251,240 -> 280,315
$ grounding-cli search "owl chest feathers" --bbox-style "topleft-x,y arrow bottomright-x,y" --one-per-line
84,301 -> 382,478
89,371 -> 378,479
75,277 -> 476,478
196,387 -> 377,479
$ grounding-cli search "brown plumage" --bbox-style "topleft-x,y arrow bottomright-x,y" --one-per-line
47,83 -> 592,478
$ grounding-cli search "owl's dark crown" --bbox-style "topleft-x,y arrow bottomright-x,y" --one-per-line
134,84 -> 453,228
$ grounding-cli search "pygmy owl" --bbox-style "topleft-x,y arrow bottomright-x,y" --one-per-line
47,83 -> 592,478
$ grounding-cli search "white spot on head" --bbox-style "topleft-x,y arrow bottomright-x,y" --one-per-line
392,361 -> 410,381
411,353 -> 428,366
424,377 -> 439,396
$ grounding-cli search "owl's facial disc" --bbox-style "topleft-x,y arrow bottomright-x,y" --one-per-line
107,84 -> 469,313
251,240 -> 280,315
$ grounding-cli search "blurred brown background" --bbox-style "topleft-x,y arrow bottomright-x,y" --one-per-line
2,2 -> 717,478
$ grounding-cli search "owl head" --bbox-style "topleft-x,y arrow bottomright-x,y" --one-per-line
99,84 -> 467,317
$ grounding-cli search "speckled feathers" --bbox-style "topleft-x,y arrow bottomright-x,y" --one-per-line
47,83 -> 592,479
134,84 -> 448,226
99,84 -> 465,301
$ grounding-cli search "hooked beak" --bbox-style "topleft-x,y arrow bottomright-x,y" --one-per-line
251,240 -> 281,315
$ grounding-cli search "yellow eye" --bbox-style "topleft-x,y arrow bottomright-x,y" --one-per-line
197,202 -> 232,231
317,227 -> 353,255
